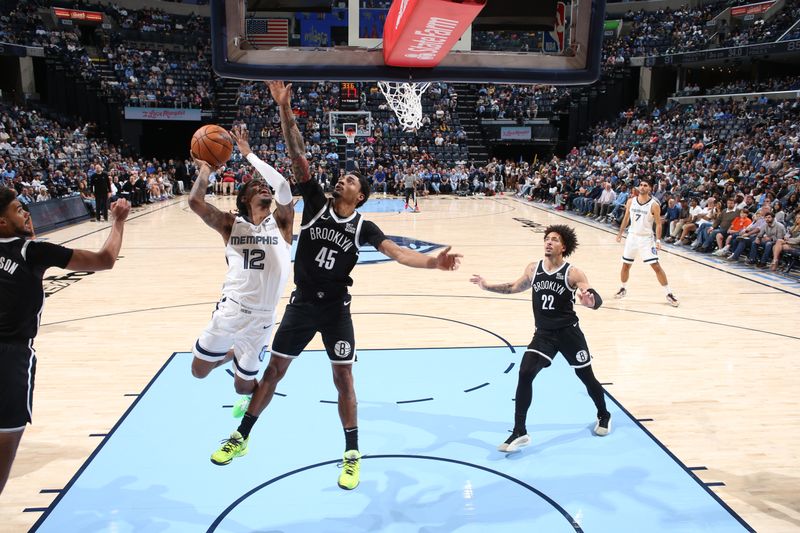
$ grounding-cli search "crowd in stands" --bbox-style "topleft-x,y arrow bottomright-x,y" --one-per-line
0,1 -> 215,110
0,102 -> 192,217
677,76 -> 800,96
228,80 -> 470,190
605,0 -> 800,59
719,0 -> 800,48
474,84 -> 570,120
513,96 -> 800,271
103,4 -> 206,35
100,40 -> 216,109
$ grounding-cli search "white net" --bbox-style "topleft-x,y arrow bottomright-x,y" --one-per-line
378,81 -> 431,131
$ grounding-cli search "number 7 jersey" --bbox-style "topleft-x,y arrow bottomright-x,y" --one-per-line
223,215 -> 291,311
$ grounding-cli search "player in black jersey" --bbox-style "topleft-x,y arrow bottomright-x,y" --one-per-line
0,188 -> 130,495
471,224 -> 611,454
212,81 -> 462,491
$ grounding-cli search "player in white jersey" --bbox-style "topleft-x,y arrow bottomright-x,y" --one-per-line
614,178 -> 679,307
188,124 -> 294,413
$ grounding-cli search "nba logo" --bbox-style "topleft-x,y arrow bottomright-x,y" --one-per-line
258,346 -> 268,362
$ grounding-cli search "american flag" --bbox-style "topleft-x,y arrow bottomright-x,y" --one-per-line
246,18 -> 289,47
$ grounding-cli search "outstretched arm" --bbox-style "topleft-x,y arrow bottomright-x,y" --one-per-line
378,241 -> 462,270
66,200 -> 131,271
568,266 -> 603,309
470,263 -> 534,294
230,124 -> 294,240
268,81 -> 311,184
187,158 -> 234,242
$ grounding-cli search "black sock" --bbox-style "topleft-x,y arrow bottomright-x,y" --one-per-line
512,353 -> 547,435
575,366 -> 609,418
513,413 -> 527,436
237,413 -> 258,439
344,426 -> 358,452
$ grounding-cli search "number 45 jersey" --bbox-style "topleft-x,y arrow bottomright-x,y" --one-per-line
294,179 -> 386,296
224,215 -> 291,311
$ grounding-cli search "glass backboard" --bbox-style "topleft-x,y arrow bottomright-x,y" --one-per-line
211,0 -> 606,85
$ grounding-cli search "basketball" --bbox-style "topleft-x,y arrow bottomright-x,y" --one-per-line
191,124 -> 233,167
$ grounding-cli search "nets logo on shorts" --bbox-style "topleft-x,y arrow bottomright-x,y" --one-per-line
576,350 -> 589,363
651,247 -> 658,255
334,340 -> 352,359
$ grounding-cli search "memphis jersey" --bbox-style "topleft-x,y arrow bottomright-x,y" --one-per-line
222,215 -> 290,311
628,197 -> 657,236
531,260 -> 577,330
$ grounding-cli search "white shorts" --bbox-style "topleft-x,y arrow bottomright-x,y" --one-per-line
622,233 -> 659,264
193,297 -> 275,380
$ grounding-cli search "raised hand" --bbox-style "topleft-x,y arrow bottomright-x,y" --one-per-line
110,198 -> 131,222
267,81 -> 293,107
230,125 -> 252,157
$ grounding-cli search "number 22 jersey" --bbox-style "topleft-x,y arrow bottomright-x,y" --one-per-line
531,260 -> 577,330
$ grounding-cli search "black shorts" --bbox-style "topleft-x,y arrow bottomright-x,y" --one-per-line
271,290 -> 356,364
525,323 -> 592,368
0,342 -> 36,431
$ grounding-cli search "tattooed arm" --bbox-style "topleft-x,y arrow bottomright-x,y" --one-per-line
267,81 -> 311,184
187,158 -> 234,242
470,262 -> 535,294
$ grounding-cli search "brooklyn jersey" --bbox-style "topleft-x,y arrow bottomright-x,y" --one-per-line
295,179 -> 386,294
531,260 -> 577,330
0,237 -> 73,342
223,215 -> 291,311
628,196 -> 657,236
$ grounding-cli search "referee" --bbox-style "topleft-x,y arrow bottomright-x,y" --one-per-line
0,188 -> 130,495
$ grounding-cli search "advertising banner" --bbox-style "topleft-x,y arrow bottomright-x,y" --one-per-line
500,126 -> 532,140
124,107 -> 202,121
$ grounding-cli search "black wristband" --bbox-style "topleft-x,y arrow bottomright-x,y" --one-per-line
587,288 -> 603,309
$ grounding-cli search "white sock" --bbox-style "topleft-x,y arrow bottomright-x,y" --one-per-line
620,283 -> 627,290
663,285 -> 672,295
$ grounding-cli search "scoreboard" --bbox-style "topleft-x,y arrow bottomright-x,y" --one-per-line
339,82 -> 359,110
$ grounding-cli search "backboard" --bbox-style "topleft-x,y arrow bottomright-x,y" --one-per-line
211,0 -> 606,85
329,111 -> 372,137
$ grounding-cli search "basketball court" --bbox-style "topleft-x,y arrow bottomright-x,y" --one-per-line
3,195 -> 799,532
3,0 -> 799,531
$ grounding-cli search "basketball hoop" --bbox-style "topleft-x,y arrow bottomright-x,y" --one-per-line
378,81 -> 431,131
344,129 -> 357,144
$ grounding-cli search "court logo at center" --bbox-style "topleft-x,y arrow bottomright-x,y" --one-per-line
576,350 -> 589,363
334,341 -> 352,358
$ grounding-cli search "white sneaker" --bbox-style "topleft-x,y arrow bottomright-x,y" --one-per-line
712,247 -> 728,256
594,413 -> 612,436
498,434 -> 530,453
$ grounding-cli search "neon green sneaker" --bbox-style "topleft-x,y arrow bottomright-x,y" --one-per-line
211,431 -> 249,465
232,396 -> 251,418
337,450 -> 361,490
